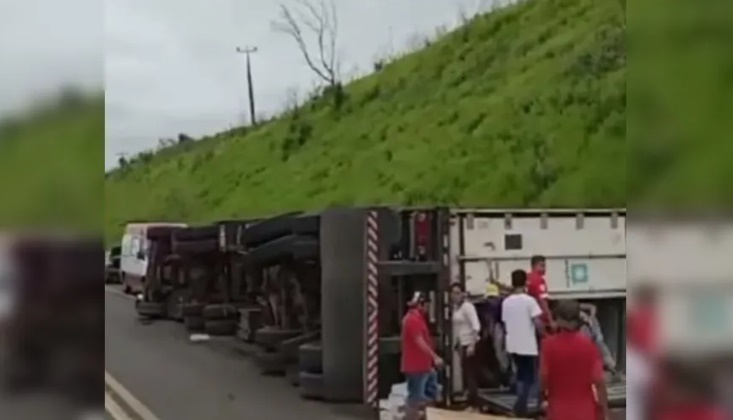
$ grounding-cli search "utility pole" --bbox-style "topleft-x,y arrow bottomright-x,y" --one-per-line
236,46 -> 258,125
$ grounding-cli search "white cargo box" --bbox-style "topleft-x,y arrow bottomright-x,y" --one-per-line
449,209 -> 626,299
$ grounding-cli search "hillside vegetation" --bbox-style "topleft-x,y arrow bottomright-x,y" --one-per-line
0,93 -> 103,232
105,0 -> 625,242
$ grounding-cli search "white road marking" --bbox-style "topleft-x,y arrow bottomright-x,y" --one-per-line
105,370 -> 162,420
105,391 -> 133,420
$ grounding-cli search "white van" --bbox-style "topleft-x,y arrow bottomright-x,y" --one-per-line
120,223 -> 186,294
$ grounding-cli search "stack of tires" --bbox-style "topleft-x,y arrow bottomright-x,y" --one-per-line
297,342 -> 324,399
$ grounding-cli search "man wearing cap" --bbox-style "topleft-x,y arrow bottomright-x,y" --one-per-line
540,299 -> 609,420
401,291 -> 443,420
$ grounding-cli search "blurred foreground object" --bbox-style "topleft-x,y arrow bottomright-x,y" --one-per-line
628,217 -> 733,419
0,91 -> 103,232
0,232 -> 103,415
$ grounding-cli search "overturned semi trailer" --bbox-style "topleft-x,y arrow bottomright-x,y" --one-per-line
216,207 -> 447,404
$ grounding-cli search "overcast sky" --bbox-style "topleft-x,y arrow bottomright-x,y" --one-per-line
105,0 -> 501,168
2,0 -> 495,169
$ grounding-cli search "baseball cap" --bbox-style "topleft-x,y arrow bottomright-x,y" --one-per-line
407,290 -> 430,307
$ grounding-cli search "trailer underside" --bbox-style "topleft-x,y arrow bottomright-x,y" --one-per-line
476,379 -> 626,416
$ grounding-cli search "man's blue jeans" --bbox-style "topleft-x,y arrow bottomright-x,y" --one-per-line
511,354 -> 538,416
405,370 -> 439,406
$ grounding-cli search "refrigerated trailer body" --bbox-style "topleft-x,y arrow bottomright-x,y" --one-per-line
446,209 -> 627,414
452,209 -> 625,298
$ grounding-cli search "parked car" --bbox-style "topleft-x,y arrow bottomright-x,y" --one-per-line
105,245 -> 121,284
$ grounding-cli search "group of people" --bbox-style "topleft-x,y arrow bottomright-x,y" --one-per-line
400,255 -> 616,420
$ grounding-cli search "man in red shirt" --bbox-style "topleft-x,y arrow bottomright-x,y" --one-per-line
527,255 -> 556,333
401,291 -> 443,420
540,299 -> 609,420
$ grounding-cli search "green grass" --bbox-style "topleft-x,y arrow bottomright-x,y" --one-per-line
0,92 -> 104,232
105,0 -> 626,243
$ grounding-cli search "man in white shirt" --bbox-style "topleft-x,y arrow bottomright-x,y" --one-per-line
501,269 -> 543,417
450,282 -> 481,410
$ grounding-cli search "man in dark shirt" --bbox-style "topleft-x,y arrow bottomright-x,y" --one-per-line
540,299 -> 609,420
401,292 -> 443,420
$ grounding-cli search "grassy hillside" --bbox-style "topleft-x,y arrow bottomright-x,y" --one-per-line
105,0 -> 625,242
0,92 -> 104,232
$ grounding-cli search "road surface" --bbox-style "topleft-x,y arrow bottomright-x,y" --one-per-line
105,286 -> 366,420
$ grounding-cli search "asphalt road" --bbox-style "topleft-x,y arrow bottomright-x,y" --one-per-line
105,287 -> 365,420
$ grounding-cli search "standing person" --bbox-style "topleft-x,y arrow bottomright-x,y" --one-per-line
527,255 -> 556,333
579,303 -> 621,380
501,270 -> 544,417
401,291 -> 443,420
450,283 -> 481,411
489,255 -> 556,333
540,299 -> 609,420
627,284 -> 658,420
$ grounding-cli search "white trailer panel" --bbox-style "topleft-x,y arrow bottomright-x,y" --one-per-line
449,209 -> 626,299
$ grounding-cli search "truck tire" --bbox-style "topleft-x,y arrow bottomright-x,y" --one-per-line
173,239 -> 218,254
298,342 -> 322,374
165,290 -> 186,321
181,303 -> 205,317
135,301 -> 164,318
184,316 -> 205,331
298,371 -> 324,400
202,304 -> 238,320
256,350 -> 286,375
254,327 -> 301,349
204,320 -> 237,336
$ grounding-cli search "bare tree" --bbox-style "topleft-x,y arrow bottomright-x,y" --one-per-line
272,0 -> 340,88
